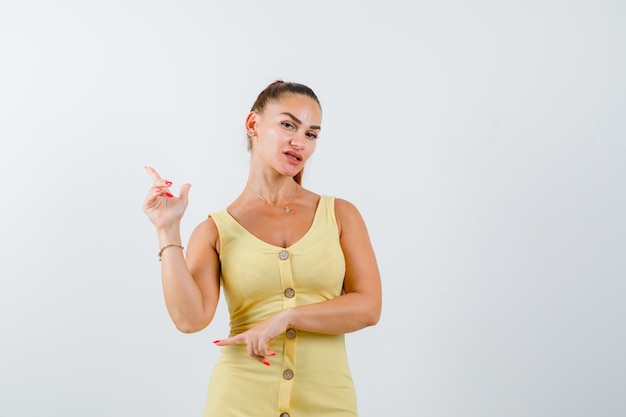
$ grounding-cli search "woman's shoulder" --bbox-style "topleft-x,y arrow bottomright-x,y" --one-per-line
332,196 -> 360,215
191,215 -> 220,244
327,196 -> 365,235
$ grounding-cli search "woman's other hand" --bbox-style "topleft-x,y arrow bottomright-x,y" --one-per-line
213,309 -> 293,366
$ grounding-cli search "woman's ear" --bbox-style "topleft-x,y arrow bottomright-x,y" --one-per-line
245,111 -> 258,135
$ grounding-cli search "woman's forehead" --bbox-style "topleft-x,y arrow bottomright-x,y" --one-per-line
265,94 -> 322,120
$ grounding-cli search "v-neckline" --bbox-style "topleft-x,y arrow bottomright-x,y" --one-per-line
224,196 -> 325,250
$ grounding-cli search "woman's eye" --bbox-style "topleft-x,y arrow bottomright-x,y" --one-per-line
281,122 -> 294,129
306,132 -> 318,139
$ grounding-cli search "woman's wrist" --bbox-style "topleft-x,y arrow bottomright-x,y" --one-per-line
156,224 -> 182,247
282,308 -> 297,329
158,243 -> 185,261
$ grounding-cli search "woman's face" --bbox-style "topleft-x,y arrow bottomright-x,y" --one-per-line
249,94 -> 322,178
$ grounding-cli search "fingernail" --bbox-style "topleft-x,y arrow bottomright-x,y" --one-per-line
165,181 -> 173,186
268,352 -> 276,357
155,189 -> 161,194
165,192 -> 174,198
212,340 -> 221,344
263,360 -> 271,366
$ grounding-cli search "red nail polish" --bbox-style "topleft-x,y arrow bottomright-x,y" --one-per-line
263,360 -> 271,366
213,340 -> 221,344
165,181 -> 172,186
165,192 -> 174,198
268,352 -> 276,357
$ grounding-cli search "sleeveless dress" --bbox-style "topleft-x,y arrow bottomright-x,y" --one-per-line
204,195 -> 358,417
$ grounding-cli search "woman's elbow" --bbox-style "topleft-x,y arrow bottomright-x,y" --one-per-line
362,301 -> 382,327
176,323 -> 203,334
171,314 -> 213,334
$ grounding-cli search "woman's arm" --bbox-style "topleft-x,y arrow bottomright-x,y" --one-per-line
143,167 -> 221,333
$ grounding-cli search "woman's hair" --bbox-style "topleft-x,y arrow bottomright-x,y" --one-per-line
247,80 -> 321,185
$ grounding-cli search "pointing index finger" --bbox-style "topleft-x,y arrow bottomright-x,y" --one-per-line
144,166 -> 163,181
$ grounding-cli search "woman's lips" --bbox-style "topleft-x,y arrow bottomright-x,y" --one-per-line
284,150 -> 303,163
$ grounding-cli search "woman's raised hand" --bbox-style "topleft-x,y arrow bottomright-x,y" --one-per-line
143,166 -> 192,230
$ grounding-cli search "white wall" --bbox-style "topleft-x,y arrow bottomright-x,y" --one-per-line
1,1 -> 624,416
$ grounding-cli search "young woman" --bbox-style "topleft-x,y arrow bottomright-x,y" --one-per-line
143,81 -> 381,417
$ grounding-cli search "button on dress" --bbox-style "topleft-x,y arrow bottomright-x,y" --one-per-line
204,196 -> 357,417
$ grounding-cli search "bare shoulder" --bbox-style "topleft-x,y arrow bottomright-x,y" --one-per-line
188,216 -> 220,254
333,197 -> 367,235
334,197 -> 360,214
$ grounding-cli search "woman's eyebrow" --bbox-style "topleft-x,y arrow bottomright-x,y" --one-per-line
281,112 -> 321,130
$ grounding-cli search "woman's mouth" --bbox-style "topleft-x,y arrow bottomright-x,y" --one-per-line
284,151 -> 302,161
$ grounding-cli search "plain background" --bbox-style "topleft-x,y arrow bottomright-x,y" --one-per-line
1,1 -> 625,416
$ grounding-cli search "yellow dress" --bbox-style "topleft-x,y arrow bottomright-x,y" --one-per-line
204,195 -> 358,417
